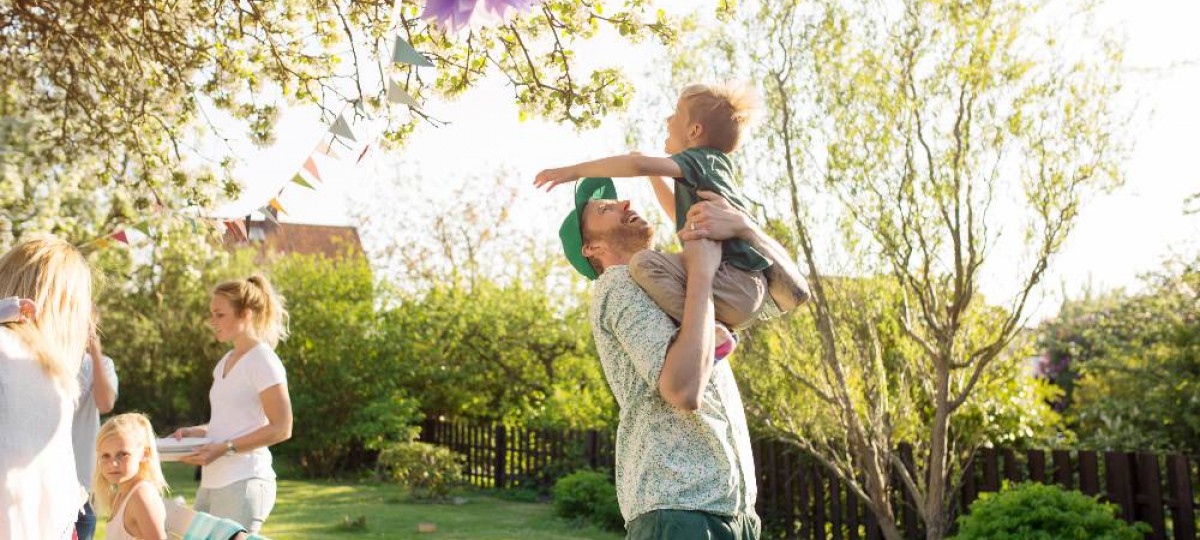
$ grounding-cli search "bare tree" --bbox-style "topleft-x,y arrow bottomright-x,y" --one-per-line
675,0 -> 1128,537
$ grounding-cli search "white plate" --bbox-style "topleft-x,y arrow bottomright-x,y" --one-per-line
156,437 -> 209,453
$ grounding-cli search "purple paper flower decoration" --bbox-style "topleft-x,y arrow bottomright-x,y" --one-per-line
480,0 -> 541,19
422,0 -> 542,33
421,0 -> 476,33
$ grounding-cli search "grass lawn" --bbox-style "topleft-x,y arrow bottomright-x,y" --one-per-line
94,462 -> 622,540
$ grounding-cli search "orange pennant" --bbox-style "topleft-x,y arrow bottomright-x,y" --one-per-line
302,156 -> 321,182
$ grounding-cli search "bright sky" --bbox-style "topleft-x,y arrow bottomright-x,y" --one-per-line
215,0 -> 1200,321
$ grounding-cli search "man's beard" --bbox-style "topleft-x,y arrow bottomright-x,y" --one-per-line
605,222 -> 655,255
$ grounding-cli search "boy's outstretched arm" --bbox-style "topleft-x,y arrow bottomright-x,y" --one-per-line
534,154 -> 683,191
679,191 -> 811,312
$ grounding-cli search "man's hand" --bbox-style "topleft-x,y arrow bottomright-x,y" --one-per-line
678,190 -> 752,242
533,167 -> 581,191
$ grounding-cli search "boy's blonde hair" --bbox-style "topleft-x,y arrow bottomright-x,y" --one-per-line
0,236 -> 93,397
93,413 -> 168,516
213,274 -> 289,347
679,82 -> 761,154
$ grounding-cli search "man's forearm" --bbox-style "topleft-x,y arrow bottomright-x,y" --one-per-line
741,222 -> 810,311
658,274 -> 716,411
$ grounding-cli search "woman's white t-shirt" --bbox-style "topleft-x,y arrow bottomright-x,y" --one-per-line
0,328 -> 85,539
202,342 -> 287,489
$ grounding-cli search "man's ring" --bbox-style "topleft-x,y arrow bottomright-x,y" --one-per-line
689,222 -> 696,231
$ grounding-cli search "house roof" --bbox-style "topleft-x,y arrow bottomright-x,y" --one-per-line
223,219 -> 364,259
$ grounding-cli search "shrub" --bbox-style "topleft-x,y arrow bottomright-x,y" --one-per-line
951,482 -> 1149,540
273,253 -> 425,476
376,441 -> 464,500
552,469 -> 623,532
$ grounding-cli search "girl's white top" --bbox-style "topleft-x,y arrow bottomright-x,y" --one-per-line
202,342 -> 287,488
106,480 -> 155,540
0,328 -> 85,539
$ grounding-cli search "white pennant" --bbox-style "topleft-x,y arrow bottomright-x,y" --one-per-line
329,113 -> 358,142
388,79 -> 420,107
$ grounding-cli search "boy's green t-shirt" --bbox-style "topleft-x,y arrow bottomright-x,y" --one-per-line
669,147 -> 771,272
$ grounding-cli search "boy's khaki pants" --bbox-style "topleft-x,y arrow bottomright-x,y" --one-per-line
629,249 -> 766,330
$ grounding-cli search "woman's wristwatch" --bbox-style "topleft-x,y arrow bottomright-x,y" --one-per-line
224,440 -> 237,456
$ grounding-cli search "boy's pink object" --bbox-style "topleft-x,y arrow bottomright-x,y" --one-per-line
715,332 -> 738,362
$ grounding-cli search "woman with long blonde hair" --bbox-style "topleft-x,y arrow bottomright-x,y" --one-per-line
94,413 -> 168,540
172,274 -> 293,533
0,236 -> 94,539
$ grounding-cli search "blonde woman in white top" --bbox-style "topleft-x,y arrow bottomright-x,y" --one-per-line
95,413 -> 168,540
0,237 -> 93,539
172,274 -> 293,533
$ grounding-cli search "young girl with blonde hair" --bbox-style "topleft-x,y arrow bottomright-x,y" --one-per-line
0,237 -> 94,539
172,274 -> 293,533
94,413 -> 168,540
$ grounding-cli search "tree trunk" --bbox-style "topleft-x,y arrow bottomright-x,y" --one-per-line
870,499 -> 905,540
924,363 -> 953,540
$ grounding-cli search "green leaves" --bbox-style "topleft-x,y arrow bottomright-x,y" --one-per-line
0,0 -> 676,245
951,482 -> 1149,540
377,441 -> 465,500
667,0 -> 1129,536
1040,255 -> 1200,458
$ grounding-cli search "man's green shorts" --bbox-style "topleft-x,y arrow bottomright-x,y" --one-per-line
626,509 -> 761,540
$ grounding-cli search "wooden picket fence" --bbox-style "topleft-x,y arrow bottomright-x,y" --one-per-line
420,417 -> 614,490
752,441 -> 1199,540
420,417 -> 1199,539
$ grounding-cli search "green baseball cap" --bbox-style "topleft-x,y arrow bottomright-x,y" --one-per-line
559,177 -> 618,280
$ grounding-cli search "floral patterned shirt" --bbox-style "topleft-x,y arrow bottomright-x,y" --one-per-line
589,265 -> 758,525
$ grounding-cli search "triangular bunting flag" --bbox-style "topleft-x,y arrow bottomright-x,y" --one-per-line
291,173 -> 316,190
330,113 -> 357,142
388,79 -> 420,107
110,230 -> 129,245
356,145 -> 371,165
392,35 -> 434,67
313,139 -> 341,160
302,157 -> 322,182
260,206 -> 280,225
132,221 -> 151,238
269,198 -> 288,215
224,220 -> 247,242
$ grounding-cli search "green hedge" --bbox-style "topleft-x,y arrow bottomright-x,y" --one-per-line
552,469 -> 623,532
951,482 -> 1149,540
